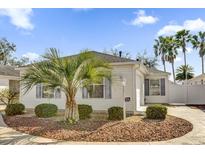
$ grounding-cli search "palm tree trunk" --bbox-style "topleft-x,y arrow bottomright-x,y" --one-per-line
64,95 -> 79,122
202,56 -> 204,74
163,62 -> 166,72
183,51 -> 187,66
172,62 -> 176,83
162,58 -> 166,72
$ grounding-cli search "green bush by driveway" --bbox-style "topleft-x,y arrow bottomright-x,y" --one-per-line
146,104 -> 167,119
35,103 -> 58,118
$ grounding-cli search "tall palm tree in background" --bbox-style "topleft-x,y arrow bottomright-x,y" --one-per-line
191,31 -> 205,74
164,36 -> 179,83
175,29 -> 192,67
176,65 -> 194,81
21,48 -> 111,122
154,36 -> 167,72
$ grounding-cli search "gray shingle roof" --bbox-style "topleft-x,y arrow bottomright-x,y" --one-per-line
20,51 -> 136,68
147,67 -> 171,75
63,51 -> 136,63
0,65 -> 20,77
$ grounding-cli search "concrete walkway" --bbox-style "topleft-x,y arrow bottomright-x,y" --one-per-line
0,113 -> 60,145
1,106 -> 205,145
150,106 -> 205,145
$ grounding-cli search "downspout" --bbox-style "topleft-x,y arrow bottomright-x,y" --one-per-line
132,65 -> 136,113
133,63 -> 140,112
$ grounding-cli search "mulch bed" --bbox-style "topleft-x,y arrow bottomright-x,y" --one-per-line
3,115 -> 193,142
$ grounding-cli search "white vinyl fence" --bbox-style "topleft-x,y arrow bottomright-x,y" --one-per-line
169,83 -> 205,104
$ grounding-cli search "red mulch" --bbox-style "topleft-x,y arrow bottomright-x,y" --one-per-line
4,115 -> 193,142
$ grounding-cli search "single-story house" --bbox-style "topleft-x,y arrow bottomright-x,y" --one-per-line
17,51 -> 171,113
187,74 -> 205,85
0,65 -> 20,106
0,65 -> 20,92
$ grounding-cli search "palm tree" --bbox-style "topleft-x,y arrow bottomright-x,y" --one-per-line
176,65 -> 194,81
191,31 -> 205,74
175,29 -> 192,67
21,48 -> 111,122
154,36 -> 167,72
164,36 -> 179,83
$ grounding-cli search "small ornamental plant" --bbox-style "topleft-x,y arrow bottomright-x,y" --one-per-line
146,104 -> 167,119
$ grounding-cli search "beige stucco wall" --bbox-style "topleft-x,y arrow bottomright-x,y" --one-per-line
0,78 -> 9,90
0,75 -> 20,90
19,64 -> 139,112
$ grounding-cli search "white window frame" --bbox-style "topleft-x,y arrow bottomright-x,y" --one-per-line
36,84 -> 61,99
88,79 -> 105,99
149,79 -> 161,96
82,78 -> 111,99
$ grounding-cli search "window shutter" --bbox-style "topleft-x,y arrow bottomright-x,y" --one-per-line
82,87 -> 88,98
144,79 -> 149,96
105,78 -> 112,99
160,78 -> 165,96
36,84 -> 41,98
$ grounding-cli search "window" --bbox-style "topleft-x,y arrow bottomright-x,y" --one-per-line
145,78 -> 165,96
36,84 -> 61,99
42,86 -> 54,98
150,79 -> 160,96
82,78 -> 111,99
88,84 -> 104,98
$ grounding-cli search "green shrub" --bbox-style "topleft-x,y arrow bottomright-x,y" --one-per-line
78,104 -> 93,119
5,103 -> 25,116
108,106 -> 123,120
146,104 -> 167,119
35,103 -> 58,118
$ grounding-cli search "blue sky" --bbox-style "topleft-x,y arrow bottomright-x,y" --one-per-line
0,8 -> 205,78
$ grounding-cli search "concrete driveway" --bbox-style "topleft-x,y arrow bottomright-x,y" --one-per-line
1,106 -> 205,145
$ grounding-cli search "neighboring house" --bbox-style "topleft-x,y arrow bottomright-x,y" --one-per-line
0,65 -> 20,105
17,51 -> 171,113
0,65 -> 20,92
187,74 -> 205,85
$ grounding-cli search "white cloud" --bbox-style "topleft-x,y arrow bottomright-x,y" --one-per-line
157,25 -> 183,36
186,47 -> 192,54
113,43 -> 124,49
0,9 -> 34,30
184,18 -> 205,31
22,52 -> 39,61
178,47 -> 193,54
130,10 -> 158,26
158,18 -> 205,36
175,56 -> 182,62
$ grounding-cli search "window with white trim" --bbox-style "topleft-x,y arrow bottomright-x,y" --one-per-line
150,79 -> 161,96
82,78 -> 111,99
36,84 -> 61,99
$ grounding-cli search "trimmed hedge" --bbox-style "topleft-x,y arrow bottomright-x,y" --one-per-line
78,104 -> 93,119
35,103 -> 58,118
146,104 -> 167,119
5,103 -> 25,116
108,106 -> 123,120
